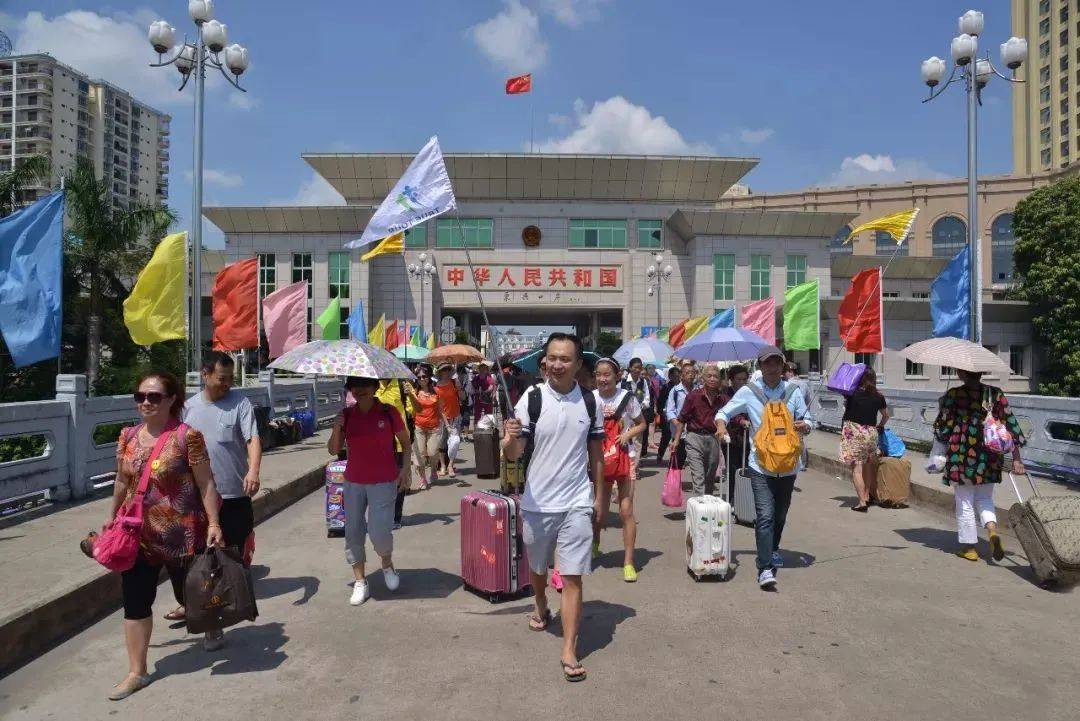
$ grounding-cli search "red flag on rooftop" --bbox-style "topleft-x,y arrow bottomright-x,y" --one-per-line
505,73 -> 532,94
838,268 -> 883,353
212,258 -> 258,351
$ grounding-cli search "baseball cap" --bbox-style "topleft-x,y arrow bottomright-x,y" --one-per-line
756,345 -> 785,364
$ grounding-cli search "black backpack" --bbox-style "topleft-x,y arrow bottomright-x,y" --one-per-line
519,383 -> 598,476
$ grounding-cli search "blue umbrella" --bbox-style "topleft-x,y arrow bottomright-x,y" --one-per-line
612,337 -> 676,366
673,327 -> 769,362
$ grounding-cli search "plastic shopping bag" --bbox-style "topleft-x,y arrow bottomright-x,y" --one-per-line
447,427 -> 461,462
661,455 -> 684,508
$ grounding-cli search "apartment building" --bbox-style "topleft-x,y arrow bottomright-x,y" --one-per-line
0,53 -> 170,210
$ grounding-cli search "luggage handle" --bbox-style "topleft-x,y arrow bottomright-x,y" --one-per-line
1007,471 -> 1039,504
719,435 -> 731,504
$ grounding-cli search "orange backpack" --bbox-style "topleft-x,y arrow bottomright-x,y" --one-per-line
748,383 -> 802,475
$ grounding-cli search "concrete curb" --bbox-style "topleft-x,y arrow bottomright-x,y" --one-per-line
807,450 -> 1019,537
0,462 -> 327,678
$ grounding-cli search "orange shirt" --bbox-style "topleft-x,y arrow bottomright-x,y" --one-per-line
435,382 -> 461,419
413,390 -> 442,430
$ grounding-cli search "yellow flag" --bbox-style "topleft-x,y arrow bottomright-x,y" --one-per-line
426,330 -> 436,350
368,314 -> 386,346
360,232 -> 404,262
123,231 -> 188,346
682,315 -> 710,342
845,208 -> 919,245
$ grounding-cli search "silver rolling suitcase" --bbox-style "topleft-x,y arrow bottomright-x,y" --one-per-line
733,429 -> 756,526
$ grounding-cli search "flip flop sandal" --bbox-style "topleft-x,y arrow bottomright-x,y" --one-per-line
561,661 -> 587,682
528,609 -> 552,632
163,608 -> 186,621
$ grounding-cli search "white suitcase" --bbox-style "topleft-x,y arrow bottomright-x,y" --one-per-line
733,429 -> 756,526
685,446 -> 732,581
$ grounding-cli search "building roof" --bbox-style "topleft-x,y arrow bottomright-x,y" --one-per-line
202,206 -> 374,234
302,153 -> 758,204
667,208 -> 857,239
830,254 -> 950,279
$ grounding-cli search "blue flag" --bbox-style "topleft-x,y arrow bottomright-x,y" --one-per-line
0,191 -> 64,367
931,245 -> 970,339
708,308 -> 735,329
348,299 -> 368,340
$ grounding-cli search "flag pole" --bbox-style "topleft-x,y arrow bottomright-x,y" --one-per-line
530,88 -> 535,154
454,212 -> 516,419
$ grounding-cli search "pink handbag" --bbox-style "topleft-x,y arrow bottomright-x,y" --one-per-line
93,422 -> 182,572
982,393 -> 1015,456
661,454 -> 684,508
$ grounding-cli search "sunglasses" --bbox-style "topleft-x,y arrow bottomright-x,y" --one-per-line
133,391 -> 167,405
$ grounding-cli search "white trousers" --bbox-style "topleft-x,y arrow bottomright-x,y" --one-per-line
953,482 -> 997,544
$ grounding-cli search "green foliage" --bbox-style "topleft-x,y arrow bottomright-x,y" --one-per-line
0,155 -> 50,217
1011,176 -> 1080,396
594,331 -> 622,357
0,434 -> 48,464
453,328 -> 469,345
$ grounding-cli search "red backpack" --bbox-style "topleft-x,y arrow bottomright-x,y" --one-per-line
601,391 -> 634,482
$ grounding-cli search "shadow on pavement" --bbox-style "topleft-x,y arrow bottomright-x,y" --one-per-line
152,621 -> 289,678
574,600 -> 637,660
404,511 -> 460,527
663,511 -> 685,522
595,548 -> 663,571
370,567 -> 461,599
255,575 -> 320,606
894,526 -> 967,555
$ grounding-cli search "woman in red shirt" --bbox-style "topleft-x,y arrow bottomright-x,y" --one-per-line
329,377 -> 412,606
405,365 -> 448,490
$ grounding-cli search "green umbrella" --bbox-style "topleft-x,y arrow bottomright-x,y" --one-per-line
392,344 -> 429,361
511,348 -> 601,374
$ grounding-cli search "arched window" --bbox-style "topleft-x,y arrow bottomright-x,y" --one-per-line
932,215 -> 967,257
830,224 -> 853,255
876,230 -> 909,256
991,212 -> 1017,284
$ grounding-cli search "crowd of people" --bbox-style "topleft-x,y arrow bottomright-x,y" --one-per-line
94,332 -> 1028,693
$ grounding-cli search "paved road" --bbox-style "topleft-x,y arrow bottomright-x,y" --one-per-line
2,448 -> 1077,721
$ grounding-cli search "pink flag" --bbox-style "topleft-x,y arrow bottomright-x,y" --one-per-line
741,297 -> 776,346
261,280 -> 308,359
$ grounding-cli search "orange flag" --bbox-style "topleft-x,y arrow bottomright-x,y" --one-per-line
212,258 -> 258,351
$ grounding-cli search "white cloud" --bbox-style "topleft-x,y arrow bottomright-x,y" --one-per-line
227,93 -> 260,111
821,153 -> 949,187
183,168 -> 244,188
540,0 -> 610,27
469,0 -> 548,74
738,128 -> 774,145
9,10 -> 186,108
547,113 -> 571,127
273,172 -> 346,206
536,96 -> 714,155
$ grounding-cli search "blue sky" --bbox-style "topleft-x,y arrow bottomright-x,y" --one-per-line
3,1 -> 1019,246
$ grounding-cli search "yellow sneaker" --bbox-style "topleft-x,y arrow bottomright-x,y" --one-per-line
623,564 -> 638,582
989,533 -> 1005,561
957,546 -> 979,562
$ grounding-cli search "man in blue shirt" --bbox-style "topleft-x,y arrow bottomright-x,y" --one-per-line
715,346 -> 814,591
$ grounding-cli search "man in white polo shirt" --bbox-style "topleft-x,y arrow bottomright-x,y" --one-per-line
503,332 -> 604,683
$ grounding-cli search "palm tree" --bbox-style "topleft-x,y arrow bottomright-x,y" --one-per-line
0,154 -> 51,217
63,158 -> 176,392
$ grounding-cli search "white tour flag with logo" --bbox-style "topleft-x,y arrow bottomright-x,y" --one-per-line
345,136 -> 458,249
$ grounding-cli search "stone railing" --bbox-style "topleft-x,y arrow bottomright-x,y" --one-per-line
0,373 -> 347,504
809,383 -> 1080,484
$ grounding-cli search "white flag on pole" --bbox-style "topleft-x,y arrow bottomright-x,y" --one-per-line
345,136 -> 457,249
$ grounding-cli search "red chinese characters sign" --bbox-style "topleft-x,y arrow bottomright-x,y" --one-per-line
442,265 -> 622,291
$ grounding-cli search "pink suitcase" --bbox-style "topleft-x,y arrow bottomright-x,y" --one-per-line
460,490 -> 531,602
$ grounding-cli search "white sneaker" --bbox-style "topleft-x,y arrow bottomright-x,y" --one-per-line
203,629 -> 225,651
758,569 -> 777,590
350,580 -> 370,605
382,566 -> 401,592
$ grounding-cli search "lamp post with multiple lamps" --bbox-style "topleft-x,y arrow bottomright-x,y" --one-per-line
646,253 -> 673,332
147,1 -> 250,373
921,9 -> 1026,344
407,253 -> 436,343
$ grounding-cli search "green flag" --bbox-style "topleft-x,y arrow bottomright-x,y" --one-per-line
410,325 -> 423,346
783,279 -> 820,350
317,296 -> 342,340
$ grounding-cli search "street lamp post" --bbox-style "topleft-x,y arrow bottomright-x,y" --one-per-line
921,10 -> 1026,344
646,252 -> 673,332
407,252 -> 436,341
148,1 -> 250,373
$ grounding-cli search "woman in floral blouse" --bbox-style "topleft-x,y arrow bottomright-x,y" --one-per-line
933,369 -> 1026,562
106,371 -> 222,700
